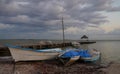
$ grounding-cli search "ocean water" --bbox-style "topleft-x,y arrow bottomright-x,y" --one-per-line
0,39 -> 120,63
88,40 -> 120,63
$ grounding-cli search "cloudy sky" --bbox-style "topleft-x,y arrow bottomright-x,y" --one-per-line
0,0 -> 120,40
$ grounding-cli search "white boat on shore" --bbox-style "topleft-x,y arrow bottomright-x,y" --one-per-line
7,45 -> 62,62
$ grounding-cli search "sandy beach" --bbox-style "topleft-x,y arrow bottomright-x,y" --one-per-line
0,60 -> 105,74
1,60 -> 120,74
100,62 -> 120,74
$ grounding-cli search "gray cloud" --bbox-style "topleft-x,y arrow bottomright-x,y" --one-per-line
0,0 -> 120,39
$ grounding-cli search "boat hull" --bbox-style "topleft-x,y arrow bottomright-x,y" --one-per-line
9,48 -> 61,62
81,54 -> 100,62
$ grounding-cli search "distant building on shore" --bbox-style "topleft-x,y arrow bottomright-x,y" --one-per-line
81,35 -> 89,41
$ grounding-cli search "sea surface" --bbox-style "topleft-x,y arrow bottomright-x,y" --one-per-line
88,40 -> 120,63
0,39 -> 120,63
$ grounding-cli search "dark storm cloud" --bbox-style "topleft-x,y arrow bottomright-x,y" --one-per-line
0,0 -> 120,39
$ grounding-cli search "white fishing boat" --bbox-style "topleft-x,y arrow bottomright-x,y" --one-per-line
7,45 -> 62,62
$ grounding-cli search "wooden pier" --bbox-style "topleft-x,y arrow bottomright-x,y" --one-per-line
79,41 -> 96,44
21,42 -> 72,49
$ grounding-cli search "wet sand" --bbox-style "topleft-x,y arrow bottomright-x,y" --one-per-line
0,60 -> 106,74
100,62 -> 120,74
1,60 -> 120,74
